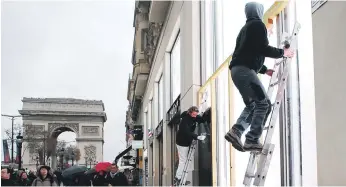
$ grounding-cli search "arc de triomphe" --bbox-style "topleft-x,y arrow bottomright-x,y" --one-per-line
19,97 -> 107,170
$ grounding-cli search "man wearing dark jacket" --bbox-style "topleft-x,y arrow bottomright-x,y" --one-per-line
174,106 -> 208,186
225,2 -> 294,152
105,164 -> 128,186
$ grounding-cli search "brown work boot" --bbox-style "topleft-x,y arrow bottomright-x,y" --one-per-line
243,139 -> 263,152
225,128 -> 244,152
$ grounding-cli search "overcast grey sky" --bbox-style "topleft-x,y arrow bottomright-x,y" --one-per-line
1,0 -> 134,162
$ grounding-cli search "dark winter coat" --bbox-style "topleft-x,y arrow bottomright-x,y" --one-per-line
1,179 -> 15,186
229,2 -> 284,74
16,172 -> 31,186
105,171 -> 128,186
176,111 -> 205,147
92,174 -> 107,186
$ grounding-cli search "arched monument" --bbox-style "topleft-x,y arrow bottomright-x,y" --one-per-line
19,97 -> 107,170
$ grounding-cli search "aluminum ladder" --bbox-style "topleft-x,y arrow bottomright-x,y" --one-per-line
243,21 -> 301,187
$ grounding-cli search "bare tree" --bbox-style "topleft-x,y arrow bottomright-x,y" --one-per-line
4,124 -> 71,165
67,145 -> 81,162
22,125 -> 53,165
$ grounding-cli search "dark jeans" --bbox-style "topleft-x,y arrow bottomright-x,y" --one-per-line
230,65 -> 271,142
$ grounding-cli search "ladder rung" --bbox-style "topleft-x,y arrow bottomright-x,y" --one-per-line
263,125 -> 273,130
269,81 -> 280,87
245,174 -> 255,178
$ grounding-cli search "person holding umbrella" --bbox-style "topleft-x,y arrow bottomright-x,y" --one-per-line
92,162 -> 112,186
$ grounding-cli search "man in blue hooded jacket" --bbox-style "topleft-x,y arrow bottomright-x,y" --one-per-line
225,2 -> 295,152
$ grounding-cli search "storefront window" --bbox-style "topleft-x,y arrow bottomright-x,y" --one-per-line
170,34 -> 181,103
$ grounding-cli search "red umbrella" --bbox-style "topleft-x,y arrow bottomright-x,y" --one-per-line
95,162 -> 112,172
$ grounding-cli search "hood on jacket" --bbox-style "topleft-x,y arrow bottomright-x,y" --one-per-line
245,2 -> 264,20
37,165 -> 53,179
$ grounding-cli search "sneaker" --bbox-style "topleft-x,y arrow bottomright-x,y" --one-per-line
225,129 -> 244,152
173,177 -> 180,186
243,140 -> 263,151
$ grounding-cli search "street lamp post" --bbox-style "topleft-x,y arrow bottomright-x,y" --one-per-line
71,152 -> 75,166
16,132 -> 23,169
84,156 -> 88,167
1,114 -> 22,163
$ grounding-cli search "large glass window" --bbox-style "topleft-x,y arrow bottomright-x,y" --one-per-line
158,75 -> 164,123
170,34 -> 181,103
201,1 -> 216,83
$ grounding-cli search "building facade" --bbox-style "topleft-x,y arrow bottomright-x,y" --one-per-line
126,0 -> 346,186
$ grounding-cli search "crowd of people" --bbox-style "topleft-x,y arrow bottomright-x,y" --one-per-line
1,163 -> 128,186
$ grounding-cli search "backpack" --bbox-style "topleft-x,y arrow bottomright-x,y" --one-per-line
34,178 -> 54,186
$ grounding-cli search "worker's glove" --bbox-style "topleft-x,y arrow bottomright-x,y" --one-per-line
197,135 -> 206,141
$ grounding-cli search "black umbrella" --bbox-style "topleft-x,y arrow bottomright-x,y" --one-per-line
84,168 -> 96,175
62,165 -> 88,178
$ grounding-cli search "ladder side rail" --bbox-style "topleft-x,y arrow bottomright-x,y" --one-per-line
266,59 -> 283,99
243,153 -> 258,186
266,21 -> 300,100
253,144 -> 275,186
263,22 -> 300,145
262,62 -> 290,145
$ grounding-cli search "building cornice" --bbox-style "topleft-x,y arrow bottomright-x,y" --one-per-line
22,97 -> 105,111
76,137 -> 104,143
18,110 -> 107,122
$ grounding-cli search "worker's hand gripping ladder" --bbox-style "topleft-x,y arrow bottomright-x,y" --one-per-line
243,22 -> 301,187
